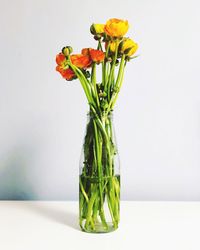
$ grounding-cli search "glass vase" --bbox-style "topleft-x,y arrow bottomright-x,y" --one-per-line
79,112 -> 120,233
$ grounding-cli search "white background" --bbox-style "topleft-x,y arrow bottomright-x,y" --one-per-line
0,0 -> 200,200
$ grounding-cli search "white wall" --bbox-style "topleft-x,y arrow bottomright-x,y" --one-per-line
0,0 -> 200,200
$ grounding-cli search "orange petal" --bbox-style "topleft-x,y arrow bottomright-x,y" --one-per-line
81,48 -> 92,56
62,68 -> 76,80
71,54 -> 92,68
56,66 -> 75,80
56,65 -> 62,73
89,49 -> 105,63
56,53 -> 66,65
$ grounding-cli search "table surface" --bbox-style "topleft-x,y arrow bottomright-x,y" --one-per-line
0,201 -> 200,250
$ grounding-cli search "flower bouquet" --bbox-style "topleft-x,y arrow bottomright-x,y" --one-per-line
56,18 -> 138,233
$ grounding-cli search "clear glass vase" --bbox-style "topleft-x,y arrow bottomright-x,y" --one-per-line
79,112 -> 120,233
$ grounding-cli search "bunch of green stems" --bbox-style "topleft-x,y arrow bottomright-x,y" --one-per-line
74,40 -> 125,231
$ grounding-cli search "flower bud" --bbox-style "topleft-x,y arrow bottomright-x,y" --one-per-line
62,46 -> 73,56
109,40 -> 118,53
90,24 -> 105,35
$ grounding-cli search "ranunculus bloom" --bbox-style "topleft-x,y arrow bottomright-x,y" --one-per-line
104,18 -> 129,37
71,54 -> 92,68
89,49 -> 105,63
56,53 -> 76,80
81,48 -> 105,64
121,38 -> 138,57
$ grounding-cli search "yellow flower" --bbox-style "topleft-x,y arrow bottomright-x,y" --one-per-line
90,24 -> 105,35
121,38 -> 138,56
104,18 -> 129,37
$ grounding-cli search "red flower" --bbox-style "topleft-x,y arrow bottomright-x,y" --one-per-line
81,48 -> 105,64
56,48 -> 105,80
56,53 -> 76,80
70,54 -> 92,69
89,49 -> 105,63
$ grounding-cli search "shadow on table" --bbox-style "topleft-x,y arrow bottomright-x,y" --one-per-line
23,202 -> 79,231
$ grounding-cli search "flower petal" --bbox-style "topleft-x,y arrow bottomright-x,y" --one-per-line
56,53 -> 66,65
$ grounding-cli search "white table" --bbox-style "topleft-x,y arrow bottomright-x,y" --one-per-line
0,201 -> 200,250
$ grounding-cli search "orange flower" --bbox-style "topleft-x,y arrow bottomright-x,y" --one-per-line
70,54 -> 92,68
89,49 -> 105,63
81,48 -> 105,64
56,53 -> 76,80
104,18 -> 129,37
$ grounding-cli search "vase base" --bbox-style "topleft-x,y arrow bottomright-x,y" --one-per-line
80,220 -> 118,233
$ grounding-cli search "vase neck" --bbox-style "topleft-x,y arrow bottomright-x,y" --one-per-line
87,111 -> 113,120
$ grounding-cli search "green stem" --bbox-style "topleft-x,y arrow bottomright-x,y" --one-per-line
90,107 -> 113,176
106,186 -> 117,228
85,185 -> 97,229
92,196 -> 99,223
69,62 -> 97,109
111,60 -> 126,110
80,178 -> 89,203
106,55 -> 126,115
102,41 -> 110,88
98,40 -> 103,51
93,120 -> 108,228
107,41 -> 119,101
91,63 -> 100,109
